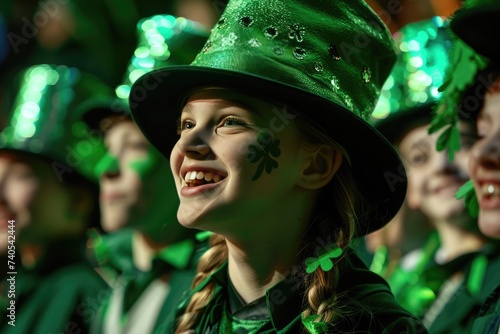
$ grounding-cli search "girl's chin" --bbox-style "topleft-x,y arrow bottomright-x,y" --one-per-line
479,210 -> 500,239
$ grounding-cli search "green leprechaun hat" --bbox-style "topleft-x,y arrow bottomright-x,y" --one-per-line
129,0 -> 407,235
82,14 -> 209,132
372,16 -> 452,143
0,64 -> 112,184
451,0 -> 500,60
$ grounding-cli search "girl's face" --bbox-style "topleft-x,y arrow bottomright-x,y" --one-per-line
99,120 -> 178,234
170,89 -> 310,235
470,84 -> 500,238
399,123 -> 476,223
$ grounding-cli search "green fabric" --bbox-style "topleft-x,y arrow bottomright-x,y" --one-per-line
159,250 -> 427,333
92,233 -> 205,334
471,283 -> 500,334
423,243 -> 500,334
0,239 -> 108,334
381,232 -> 441,318
191,0 -> 395,121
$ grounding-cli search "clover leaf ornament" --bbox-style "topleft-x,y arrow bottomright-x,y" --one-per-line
305,245 -> 343,274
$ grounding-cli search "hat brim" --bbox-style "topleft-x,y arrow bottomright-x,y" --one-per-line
374,104 -> 433,144
451,4 -> 500,60
129,66 -> 407,236
80,99 -> 130,132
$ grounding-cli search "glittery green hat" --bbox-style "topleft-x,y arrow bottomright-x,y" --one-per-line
372,17 -> 452,143
451,0 -> 500,60
0,64 -> 112,184
129,0 -> 407,234
83,14 -> 209,131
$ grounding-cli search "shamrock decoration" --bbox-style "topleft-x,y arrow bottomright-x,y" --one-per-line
247,135 -> 281,181
305,245 -> 343,274
455,179 -> 479,218
430,39 -> 488,161
302,314 -> 328,334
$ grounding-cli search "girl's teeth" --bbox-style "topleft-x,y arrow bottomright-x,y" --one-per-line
482,183 -> 500,197
184,171 -> 223,184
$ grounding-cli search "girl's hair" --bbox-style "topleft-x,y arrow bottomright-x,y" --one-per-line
174,108 -> 368,334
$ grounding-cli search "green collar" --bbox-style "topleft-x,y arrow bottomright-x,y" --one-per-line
181,261 -> 303,333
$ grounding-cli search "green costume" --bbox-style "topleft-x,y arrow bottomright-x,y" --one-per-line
370,17 -> 451,318
421,243 -> 500,334
91,231 -> 208,334
431,1 -> 500,333
158,250 -> 425,333
0,64 -> 112,333
0,239 -> 108,334
81,15 -> 209,334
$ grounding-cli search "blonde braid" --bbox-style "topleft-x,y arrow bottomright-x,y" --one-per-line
301,161 -> 361,331
175,234 -> 228,333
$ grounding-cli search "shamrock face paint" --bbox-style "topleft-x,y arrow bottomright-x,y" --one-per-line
247,131 -> 281,181
170,88 -> 310,235
99,120 -> 179,235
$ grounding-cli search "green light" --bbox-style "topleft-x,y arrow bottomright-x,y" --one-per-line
135,46 -> 150,58
115,85 -> 130,99
22,89 -> 42,103
20,102 -> 40,119
150,44 -> 167,57
46,69 -> 60,85
141,19 -> 156,31
17,123 -> 36,139
129,69 -> 146,84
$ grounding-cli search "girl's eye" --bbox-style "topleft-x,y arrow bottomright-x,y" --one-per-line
177,120 -> 195,134
408,150 -> 428,166
222,117 -> 244,127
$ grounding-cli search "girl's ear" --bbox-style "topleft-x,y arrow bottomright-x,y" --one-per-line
297,144 -> 342,190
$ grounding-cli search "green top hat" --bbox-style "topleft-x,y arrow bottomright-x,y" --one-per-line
129,0 -> 407,235
83,15 -> 209,131
373,17 -> 452,143
451,0 -> 500,60
0,64 -> 112,184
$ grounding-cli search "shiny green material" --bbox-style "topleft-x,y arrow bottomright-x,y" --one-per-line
305,246 -> 343,274
468,255 -> 488,296
370,232 -> 440,318
301,315 -> 328,334
115,15 -> 209,104
83,14 -> 208,131
0,64 -> 112,183
455,179 -> 479,218
130,0 -> 407,236
373,17 -> 451,120
94,151 -> 120,179
189,0 -> 395,120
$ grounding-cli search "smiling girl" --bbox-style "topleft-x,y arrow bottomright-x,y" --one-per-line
129,0 -> 427,333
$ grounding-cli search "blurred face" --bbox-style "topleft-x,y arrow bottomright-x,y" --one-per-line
399,123 -> 476,223
0,152 -> 81,249
98,120 -> 178,235
170,88 -> 307,235
469,83 -> 500,238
